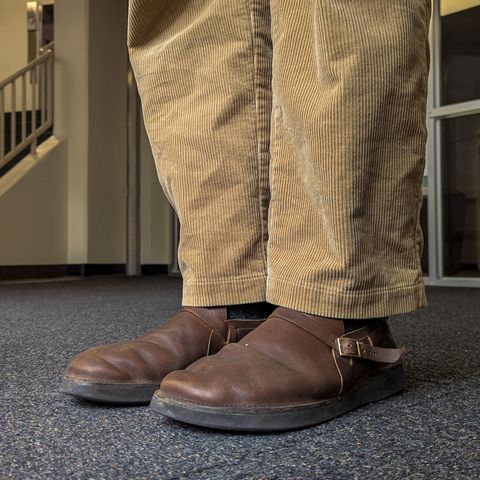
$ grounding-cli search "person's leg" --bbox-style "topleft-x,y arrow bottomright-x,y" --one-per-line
266,0 -> 431,318
61,0 -> 275,404
153,0 -> 431,430
128,0 -> 272,307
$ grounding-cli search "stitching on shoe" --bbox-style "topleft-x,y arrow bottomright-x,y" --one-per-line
331,348 -> 344,396
184,309 -> 227,343
206,330 -> 214,356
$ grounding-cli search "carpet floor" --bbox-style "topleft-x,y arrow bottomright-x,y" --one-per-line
0,276 -> 478,479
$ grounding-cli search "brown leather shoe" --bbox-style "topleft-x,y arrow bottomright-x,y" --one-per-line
61,307 -> 264,404
151,307 -> 405,431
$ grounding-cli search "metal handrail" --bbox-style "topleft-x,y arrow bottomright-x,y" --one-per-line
0,43 -> 54,169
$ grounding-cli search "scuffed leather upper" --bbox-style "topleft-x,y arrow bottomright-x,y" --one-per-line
65,307 -> 262,385
158,307 -> 404,407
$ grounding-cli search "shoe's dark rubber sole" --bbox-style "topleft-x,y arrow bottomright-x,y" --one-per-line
150,365 -> 405,431
60,378 -> 159,405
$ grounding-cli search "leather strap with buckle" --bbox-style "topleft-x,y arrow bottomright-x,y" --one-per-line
273,312 -> 405,364
335,336 -> 405,363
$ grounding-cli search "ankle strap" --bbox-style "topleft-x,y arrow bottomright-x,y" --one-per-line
274,311 -> 405,364
335,334 -> 405,363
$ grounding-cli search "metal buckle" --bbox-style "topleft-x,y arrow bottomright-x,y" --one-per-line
337,337 -> 362,358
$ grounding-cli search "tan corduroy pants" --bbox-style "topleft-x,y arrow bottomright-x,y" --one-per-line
128,0 -> 431,319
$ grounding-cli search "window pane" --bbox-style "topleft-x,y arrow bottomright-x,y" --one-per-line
441,114 -> 480,277
441,1 -> 480,105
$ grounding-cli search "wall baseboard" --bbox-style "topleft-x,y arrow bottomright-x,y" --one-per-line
141,264 -> 169,275
0,264 -> 169,281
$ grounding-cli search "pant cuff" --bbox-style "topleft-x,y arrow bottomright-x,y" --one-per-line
266,276 -> 427,319
182,275 -> 267,307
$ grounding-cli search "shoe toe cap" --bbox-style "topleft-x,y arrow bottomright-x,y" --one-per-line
158,369 -> 226,405
65,346 -> 133,383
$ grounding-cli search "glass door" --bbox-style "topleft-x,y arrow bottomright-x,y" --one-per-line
426,0 -> 480,286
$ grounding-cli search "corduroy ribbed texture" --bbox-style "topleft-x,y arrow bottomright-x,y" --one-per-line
128,0 -> 431,319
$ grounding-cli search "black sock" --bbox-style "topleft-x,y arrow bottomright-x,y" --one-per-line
343,317 -> 388,333
227,302 -> 277,320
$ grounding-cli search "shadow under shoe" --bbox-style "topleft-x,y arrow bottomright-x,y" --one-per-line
151,307 -> 405,431
60,307 -> 265,404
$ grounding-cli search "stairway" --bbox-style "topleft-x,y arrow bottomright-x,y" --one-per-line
0,110 -> 53,176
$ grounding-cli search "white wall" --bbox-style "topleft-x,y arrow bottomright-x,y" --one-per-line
0,3 -> 70,267
0,138 -> 68,265
0,0 -> 28,81
0,0 -> 30,112
0,0 -> 172,268
55,0 -> 129,265
54,0 -> 171,266
54,0 -> 89,263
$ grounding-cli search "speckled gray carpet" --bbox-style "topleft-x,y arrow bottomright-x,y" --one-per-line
0,276 -> 479,479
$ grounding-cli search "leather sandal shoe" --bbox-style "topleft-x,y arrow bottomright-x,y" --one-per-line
61,307 -> 264,404
151,307 -> 405,431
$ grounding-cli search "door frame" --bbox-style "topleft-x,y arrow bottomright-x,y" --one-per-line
424,0 -> 480,287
